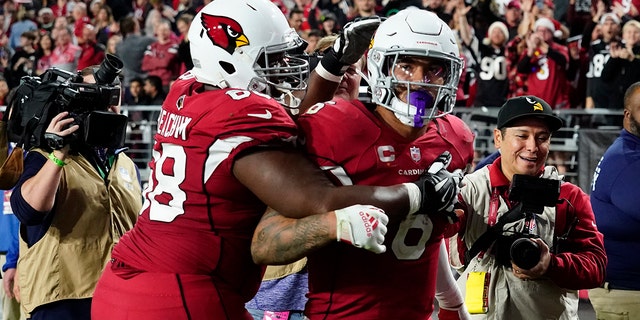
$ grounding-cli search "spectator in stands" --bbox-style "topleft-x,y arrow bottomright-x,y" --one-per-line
141,20 -> 179,91
35,32 -> 54,75
584,9 -> 622,117
589,81 -> 640,319
50,16 -> 70,44
93,5 -> 117,46
143,75 -> 165,106
1,1 -> 17,36
144,0 -> 176,37
452,2 -> 479,106
288,8 -> 306,36
504,0 -> 523,40
105,33 -> 121,56
116,16 -> 156,87
71,2 -> 91,41
472,20 -> 510,108
292,0 -> 320,32
131,0 -> 152,32
51,0 -> 70,18
517,17 -> 570,109
304,29 -> 322,54
423,0 -> 456,25
7,31 -> 37,88
448,95 -> 607,319
318,11 -> 339,37
49,27 -> 81,72
175,13 -> 192,74
316,0 -> 349,28
37,7 -> 55,34
8,6 -> 37,52
77,24 -> 105,70
0,30 -> 10,76
348,0 -> 378,21
536,0 -> 570,40
175,0 -> 198,19
601,20 -> 640,111
566,0 -> 594,37
124,77 -> 148,106
0,76 -> 9,105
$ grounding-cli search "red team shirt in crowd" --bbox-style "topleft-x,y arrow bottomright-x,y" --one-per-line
298,99 -> 475,319
522,42 -> 570,109
111,73 -> 298,305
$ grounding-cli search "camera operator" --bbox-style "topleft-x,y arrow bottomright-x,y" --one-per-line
8,65 -> 142,320
446,95 -> 606,319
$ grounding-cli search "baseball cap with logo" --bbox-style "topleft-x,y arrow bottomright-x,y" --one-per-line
507,0 -> 521,9
497,96 -> 563,132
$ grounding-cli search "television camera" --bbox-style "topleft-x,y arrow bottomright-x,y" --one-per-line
5,54 -> 128,150
504,174 -> 561,269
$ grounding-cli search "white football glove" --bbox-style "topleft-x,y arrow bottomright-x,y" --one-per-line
335,204 -> 388,254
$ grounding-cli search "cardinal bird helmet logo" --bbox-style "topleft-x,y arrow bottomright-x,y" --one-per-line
200,13 -> 249,55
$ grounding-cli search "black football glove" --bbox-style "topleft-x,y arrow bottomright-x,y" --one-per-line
318,16 -> 381,78
413,151 -> 463,223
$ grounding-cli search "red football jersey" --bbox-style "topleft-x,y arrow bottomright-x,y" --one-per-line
298,99 -> 474,320
111,73 -> 298,301
522,43 -> 570,109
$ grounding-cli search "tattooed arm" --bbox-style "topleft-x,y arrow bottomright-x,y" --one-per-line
251,207 -> 337,265
252,204 -> 389,265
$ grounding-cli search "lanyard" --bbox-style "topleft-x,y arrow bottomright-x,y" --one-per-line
488,187 -> 501,227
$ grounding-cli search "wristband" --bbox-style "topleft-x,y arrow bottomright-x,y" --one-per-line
317,47 -> 349,79
48,152 -> 66,167
403,183 -> 421,214
316,62 -> 344,83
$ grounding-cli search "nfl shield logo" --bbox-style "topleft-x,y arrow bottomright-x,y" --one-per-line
410,146 -> 421,163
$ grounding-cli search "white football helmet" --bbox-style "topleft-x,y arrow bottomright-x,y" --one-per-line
367,8 -> 462,127
188,0 -> 309,108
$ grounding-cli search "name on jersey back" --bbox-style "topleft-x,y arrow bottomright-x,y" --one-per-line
157,109 -> 192,141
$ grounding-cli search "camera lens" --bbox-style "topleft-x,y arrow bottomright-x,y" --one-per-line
510,238 -> 540,270
94,54 -> 123,85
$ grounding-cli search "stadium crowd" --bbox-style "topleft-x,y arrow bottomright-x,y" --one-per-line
0,0 -> 635,114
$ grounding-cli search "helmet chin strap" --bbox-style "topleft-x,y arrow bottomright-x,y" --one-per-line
391,90 -> 434,128
274,82 -> 301,114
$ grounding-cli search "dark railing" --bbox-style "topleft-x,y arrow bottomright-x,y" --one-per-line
1,105 -> 621,192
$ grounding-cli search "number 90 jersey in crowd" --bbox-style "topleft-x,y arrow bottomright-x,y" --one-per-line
111,72 -> 298,301
298,99 -> 474,319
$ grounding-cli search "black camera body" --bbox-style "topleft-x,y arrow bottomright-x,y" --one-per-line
505,174 -> 560,269
6,54 -> 127,150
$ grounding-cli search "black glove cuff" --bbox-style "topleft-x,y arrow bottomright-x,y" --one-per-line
319,47 -> 349,77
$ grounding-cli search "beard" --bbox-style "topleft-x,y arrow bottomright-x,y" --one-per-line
630,113 -> 640,136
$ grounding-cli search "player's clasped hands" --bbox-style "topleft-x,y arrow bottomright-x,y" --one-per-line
335,204 -> 389,254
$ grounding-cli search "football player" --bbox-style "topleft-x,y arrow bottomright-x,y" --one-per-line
90,1 -> 462,319
252,8 -> 475,320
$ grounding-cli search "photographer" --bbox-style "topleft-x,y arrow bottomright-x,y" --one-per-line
9,62 -> 142,320
447,96 -> 606,319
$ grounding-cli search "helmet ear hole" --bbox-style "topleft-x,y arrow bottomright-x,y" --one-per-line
220,61 -> 236,75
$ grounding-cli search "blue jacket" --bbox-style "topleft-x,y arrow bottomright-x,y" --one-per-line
1,189 -> 20,272
591,129 -> 640,290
